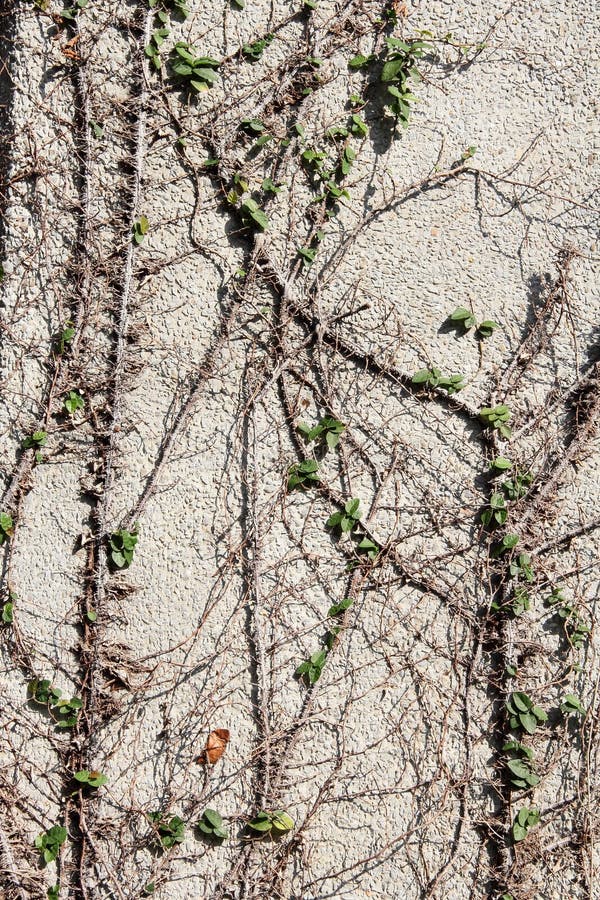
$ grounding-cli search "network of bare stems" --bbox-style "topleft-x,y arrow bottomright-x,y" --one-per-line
0,1 -> 598,899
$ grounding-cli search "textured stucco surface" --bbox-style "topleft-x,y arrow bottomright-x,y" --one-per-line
0,1 -> 599,898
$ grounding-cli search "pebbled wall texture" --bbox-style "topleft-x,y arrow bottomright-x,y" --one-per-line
0,1 -> 598,898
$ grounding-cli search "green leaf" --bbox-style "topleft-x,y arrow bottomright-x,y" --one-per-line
249,816 -> 273,832
512,821 -> 527,842
519,711 -> 538,734
203,808 -> 222,828
348,54 -> 372,70
477,319 -> 500,338
241,198 -> 269,230
262,177 -> 282,194
491,457 -> 512,471
271,811 -> 294,832
328,597 -> 353,616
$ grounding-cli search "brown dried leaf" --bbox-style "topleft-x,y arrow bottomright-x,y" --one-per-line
199,728 -> 230,765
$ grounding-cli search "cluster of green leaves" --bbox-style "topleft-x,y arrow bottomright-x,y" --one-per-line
326,113 -> 369,141
198,808 -> 228,840
149,0 -> 189,18
506,691 -> 547,735
448,306 -> 499,338
35,825 -> 67,865
380,38 -> 429,127
481,492 -> 507,528
108,526 -> 138,569
22,429 -> 47,451
55,321 -> 75,355
479,405 -> 511,438
289,417 -> 346,490
148,812 -> 185,849
240,198 -> 269,231
512,806 -> 540,843
0,511 -> 13,545
28,678 -> 83,729
73,769 -> 108,788
239,117 -> 273,153
546,586 -> 590,650
287,459 -> 320,491
412,367 -> 465,394
48,886 -> 59,900
503,740 -> 540,790
2,591 -> 15,624
508,551 -> 533,582
296,599 -> 355,685
60,0 -> 87,21
145,26 -> 170,70
248,809 -> 294,835
491,532 -> 519,557
169,42 -> 220,93
63,390 -> 84,415
298,416 -> 345,450
242,33 -> 274,62
296,649 -> 327,686
298,119 -> 362,211
327,497 -> 361,534
502,470 -> 532,501
133,216 -> 149,245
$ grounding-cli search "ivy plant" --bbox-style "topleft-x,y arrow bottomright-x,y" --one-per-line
22,430 -> 47,451
198,808 -> 228,840
502,471 -> 532,501
296,649 -> 327,685
328,597 -> 353,616
132,216 -> 149,245
326,498 -> 361,533
2,593 -> 14,624
479,405 -> 511,438
63,390 -> 84,415
380,38 -> 430,127
480,492 -> 507,528
508,552 -> 534,582
512,806 -> 540,843
503,740 -> 540,790
490,456 -> 512,472
248,809 -> 294,835
28,678 -> 83,729
546,587 -> 590,650
297,416 -> 345,450
149,0 -> 189,19
56,321 -> 75,355
561,693 -> 586,717
506,691 -> 547,735
35,825 -> 67,865
148,812 -> 185,849
108,526 -> 138,569
74,770 -> 108,788
145,27 -> 170,71
242,33 -> 274,62
412,368 -> 465,394
0,511 -> 13,545
60,0 -> 87,21
240,198 -> 269,230
448,306 -> 499,337
169,43 -> 221,93
356,536 -> 379,560
287,459 -> 320,491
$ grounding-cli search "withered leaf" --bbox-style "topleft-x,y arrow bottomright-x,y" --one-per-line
199,728 -> 230,765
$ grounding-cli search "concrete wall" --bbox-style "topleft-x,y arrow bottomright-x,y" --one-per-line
0,1 -> 598,897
